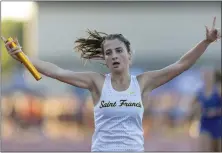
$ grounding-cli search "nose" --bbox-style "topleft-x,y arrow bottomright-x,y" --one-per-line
112,52 -> 118,60
112,56 -> 117,61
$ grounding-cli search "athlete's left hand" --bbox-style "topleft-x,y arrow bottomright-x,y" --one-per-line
205,17 -> 221,43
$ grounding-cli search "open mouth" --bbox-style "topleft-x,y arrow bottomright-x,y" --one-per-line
112,62 -> 120,68
112,62 -> 120,66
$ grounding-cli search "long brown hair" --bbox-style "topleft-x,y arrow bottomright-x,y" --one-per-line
74,29 -> 132,61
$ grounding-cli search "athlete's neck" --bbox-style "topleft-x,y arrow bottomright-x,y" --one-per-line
111,70 -> 130,84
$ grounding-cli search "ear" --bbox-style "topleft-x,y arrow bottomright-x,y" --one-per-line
128,53 -> 132,65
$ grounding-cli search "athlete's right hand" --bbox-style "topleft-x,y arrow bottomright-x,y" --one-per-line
1,36 -> 23,62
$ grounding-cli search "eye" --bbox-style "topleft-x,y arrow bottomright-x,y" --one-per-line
105,50 -> 111,55
116,48 -> 123,53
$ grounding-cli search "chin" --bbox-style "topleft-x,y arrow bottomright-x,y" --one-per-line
111,68 -> 123,74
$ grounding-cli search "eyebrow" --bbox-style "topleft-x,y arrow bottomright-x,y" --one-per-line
105,47 -> 122,52
105,49 -> 112,52
115,47 -> 122,50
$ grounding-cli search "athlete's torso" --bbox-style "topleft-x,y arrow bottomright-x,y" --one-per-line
197,87 -> 222,122
91,74 -> 144,152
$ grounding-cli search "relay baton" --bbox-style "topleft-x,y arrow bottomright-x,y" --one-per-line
1,36 -> 42,81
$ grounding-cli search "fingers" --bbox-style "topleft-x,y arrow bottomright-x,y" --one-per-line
5,41 -> 12,49
1,36 -> 20,46
13,37 -> 18,44
4,40 -> 22,54
214,28 -> 221,39
5,41 -> 12,47
205,25 -> 209,34
215,28 -> 220,35
4,38 -> 22,48
213,29 -> 221,42
212,16 -> 216,29
11,49 -> 22,54
5,44 -> 12,52
216,29 -> 221,39
11,46 -> 22,52
7,47 -> 22,55
213,29 -> 218,35
13,37 -> 21,46
1,36 -> 22,57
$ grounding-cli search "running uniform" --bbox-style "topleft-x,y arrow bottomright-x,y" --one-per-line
197,87 -> 222,139
91,74 -> 144,151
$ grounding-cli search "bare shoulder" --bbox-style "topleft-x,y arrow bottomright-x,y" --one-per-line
136,71 -> 153,83
136,72 -> 154,94
91,72 -> 106,83
74,71 -> 105,81
89,72 -> 106,90
89,72 -> 106,105
88,71 -> 104,78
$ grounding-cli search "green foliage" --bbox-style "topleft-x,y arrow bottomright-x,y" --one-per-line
1,19 -> 24,75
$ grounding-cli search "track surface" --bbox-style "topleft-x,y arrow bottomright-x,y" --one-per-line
2,130 -> 200,152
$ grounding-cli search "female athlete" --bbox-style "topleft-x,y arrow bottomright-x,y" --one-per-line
191,69 -> 221,152
2,17 -> 220,151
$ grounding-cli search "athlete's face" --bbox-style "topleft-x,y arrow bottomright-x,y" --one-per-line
103,39 -> 132,73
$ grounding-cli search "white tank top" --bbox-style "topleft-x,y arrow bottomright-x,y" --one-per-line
91,74 -> 144,152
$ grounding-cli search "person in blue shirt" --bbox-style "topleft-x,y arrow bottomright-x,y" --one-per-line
191,69 -> 221,152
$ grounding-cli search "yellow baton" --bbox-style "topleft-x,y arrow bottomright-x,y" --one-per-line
3,37 -> 42,81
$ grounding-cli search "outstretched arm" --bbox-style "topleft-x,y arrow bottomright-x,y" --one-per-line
29,57 -> 100,90
138,17 -> 221,93
2,37 -> 101,91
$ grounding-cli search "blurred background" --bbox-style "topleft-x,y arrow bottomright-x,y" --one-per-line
1,1 -> 221,151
